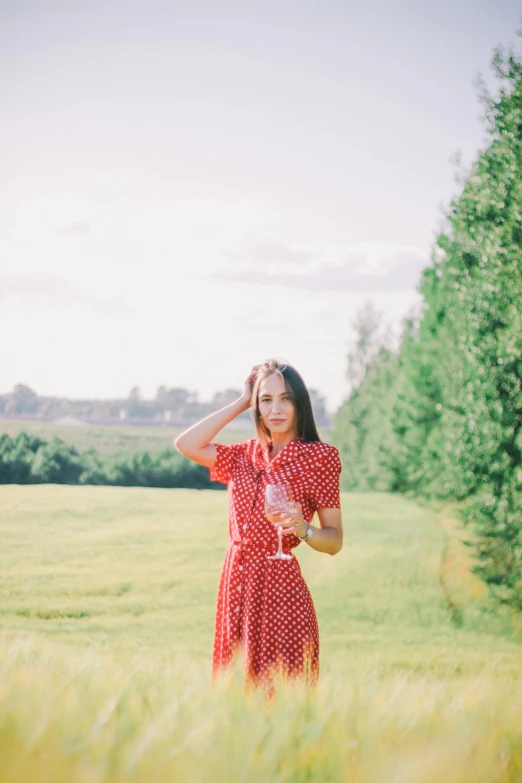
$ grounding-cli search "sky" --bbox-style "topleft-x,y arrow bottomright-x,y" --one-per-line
1,0 -> 521,411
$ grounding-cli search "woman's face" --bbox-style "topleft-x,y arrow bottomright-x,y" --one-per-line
257,373 -> 297,439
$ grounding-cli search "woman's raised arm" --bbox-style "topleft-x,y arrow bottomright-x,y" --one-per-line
174,367 -> 258,468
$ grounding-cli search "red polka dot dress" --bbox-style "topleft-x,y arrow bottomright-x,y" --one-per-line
210,437 -> 342,688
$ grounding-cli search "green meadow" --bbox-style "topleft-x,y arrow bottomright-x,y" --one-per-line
1,485 -> 522,781
0,418 -> 255,453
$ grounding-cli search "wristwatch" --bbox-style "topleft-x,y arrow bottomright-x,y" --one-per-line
298,523 -> 314,541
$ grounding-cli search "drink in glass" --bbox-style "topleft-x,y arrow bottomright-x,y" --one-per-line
265,484 -> 294,561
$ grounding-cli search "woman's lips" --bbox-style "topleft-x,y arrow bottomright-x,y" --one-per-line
269,419 -> 285,424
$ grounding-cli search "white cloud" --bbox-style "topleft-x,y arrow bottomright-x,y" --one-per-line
217,234 -> 428,294
217,251 -> 427,291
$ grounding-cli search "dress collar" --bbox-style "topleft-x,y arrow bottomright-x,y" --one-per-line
254,437 -> 307,471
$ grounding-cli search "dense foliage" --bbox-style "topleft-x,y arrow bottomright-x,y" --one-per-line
0,432 -> 219,490
333,46 -> 522,606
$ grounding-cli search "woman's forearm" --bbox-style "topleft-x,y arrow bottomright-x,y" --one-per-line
174,397 -> 248,456
282,506 -> 343,556
304,525 -> 343,556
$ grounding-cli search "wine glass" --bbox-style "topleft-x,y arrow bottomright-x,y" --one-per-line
265,484 -> 294,561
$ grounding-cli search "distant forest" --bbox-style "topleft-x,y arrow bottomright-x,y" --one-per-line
0,383 -> 330,428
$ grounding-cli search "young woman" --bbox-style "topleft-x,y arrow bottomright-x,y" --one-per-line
175,359 -> 343,689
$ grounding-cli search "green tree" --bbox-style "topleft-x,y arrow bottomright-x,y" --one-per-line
426,46 -> 522,603
0,432 -> 43,483
333,303 -> 404,491
334,41 -> 522,607
30,438 -> 83,484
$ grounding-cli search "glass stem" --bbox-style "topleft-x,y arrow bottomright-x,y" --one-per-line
277,525 -> 283,556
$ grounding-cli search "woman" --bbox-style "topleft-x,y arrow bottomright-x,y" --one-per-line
175,359 -> 343,689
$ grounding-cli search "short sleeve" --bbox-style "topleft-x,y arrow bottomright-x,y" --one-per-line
308,447 -> 342,510
209,442 -> 244,485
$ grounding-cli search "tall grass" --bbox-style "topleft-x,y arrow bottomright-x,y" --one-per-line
1,634 -> 522,783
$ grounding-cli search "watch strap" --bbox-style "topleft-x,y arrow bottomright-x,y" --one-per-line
298,523 -> 313,541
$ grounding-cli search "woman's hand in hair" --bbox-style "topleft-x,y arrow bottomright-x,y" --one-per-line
175,365 -> 260,465
239,365 -> 261,411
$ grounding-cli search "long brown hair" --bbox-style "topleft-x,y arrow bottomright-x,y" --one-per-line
251,359 -> 321,449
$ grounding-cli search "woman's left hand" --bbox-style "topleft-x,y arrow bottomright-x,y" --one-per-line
279,503 -> 307,538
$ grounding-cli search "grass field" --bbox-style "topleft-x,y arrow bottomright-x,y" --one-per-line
1,485 -> 522,781
0,418 -> 256,453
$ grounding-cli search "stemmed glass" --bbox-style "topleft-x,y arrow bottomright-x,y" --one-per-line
265,484 -> 294,561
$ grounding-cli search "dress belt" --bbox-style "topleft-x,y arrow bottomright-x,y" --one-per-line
230,537 -> 296,552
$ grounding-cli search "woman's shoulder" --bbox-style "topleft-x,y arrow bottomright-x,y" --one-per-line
302,440 -> 341,471
215,438 -> 256,456
303,440 -> 339,458
232,438 -> 258,454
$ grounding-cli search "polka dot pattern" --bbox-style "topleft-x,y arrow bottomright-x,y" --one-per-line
209,437 -> 342,689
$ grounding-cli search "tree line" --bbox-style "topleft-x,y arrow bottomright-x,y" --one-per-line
0,432 -> 219,490
0,383 -> 330,427
333,45 -> 522,608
